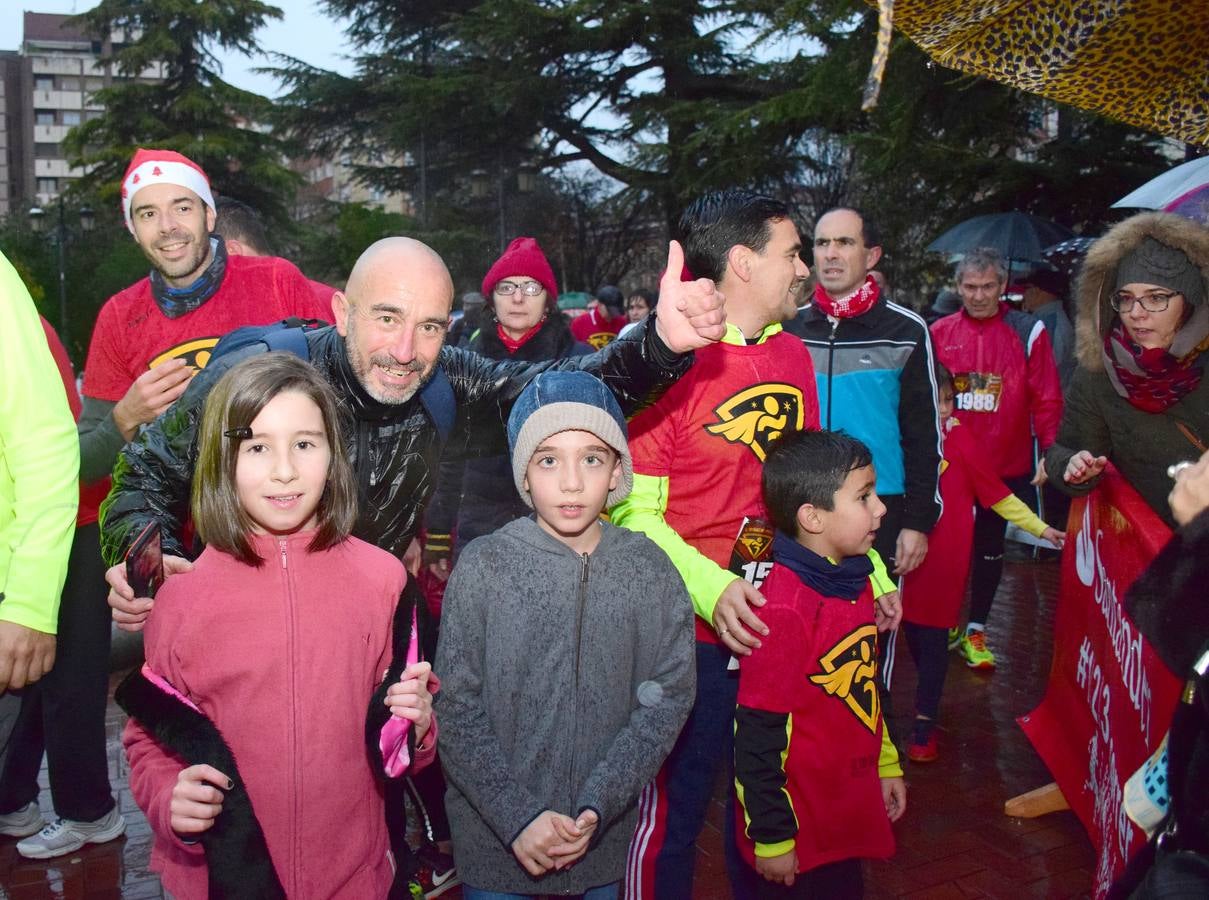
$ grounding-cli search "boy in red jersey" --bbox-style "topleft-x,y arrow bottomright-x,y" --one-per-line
734,429 -> 906,898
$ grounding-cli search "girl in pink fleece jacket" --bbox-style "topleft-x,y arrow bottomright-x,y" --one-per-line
119,353 -> 436,899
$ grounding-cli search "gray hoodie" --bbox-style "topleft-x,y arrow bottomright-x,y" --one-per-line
435,516 -> 696,894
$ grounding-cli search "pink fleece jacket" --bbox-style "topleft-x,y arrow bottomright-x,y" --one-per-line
123,531 -> 434,899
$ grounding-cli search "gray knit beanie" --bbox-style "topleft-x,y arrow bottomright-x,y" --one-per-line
1115,237 -> 1203,308
506,371 -> 633,509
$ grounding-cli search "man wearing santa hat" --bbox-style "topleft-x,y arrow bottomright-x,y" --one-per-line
0,148 -> 329,860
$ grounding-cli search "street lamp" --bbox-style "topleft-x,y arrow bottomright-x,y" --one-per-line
516,163 -> 537,195
468,161 -> 538,253
29,197 -> 94,338
469,169 -> 490,199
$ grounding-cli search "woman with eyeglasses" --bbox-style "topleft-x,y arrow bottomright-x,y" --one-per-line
1043,212 -> 1209,526
424,237 -> 592,569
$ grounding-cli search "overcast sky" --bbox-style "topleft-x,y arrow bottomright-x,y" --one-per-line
0,1 -> 354,96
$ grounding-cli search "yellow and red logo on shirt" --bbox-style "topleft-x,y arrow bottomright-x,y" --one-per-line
704,383 -> 805,461
586,332 -> 617,350
809,624 -> 880,732
734,518 -> 774,562
148,337 -> 221,372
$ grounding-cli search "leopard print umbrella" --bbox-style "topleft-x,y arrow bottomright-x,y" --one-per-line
872,0 -> 1209,146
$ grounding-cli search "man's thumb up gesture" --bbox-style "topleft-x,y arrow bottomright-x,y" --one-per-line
652,240 -> 727,352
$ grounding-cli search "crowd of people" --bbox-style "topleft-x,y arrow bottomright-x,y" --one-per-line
0,145 -> 1205,899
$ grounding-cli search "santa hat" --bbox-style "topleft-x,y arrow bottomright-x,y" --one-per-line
121,148 -> 215,231
481,237 -> 559,301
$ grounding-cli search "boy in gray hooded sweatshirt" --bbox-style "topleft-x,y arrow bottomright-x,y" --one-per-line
435,370 -> 696,898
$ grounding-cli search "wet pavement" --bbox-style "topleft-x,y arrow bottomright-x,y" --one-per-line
0,549 -> 1094,898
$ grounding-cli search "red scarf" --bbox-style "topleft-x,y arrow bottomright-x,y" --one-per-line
497,319 -> 545,353
1103,322 -> 1205,414
813,274 -> 880,319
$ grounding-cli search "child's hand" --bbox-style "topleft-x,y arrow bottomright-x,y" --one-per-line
874,589 -> 902,632
882,775 -> 907,822
1064,450 -> 1108,485
511,810 -> 580,876
1041,526 -> 1066,549
384,661 -> 433,741
755,848 -> 798,886
170,764 -> 231,834
549,809 -> 599,870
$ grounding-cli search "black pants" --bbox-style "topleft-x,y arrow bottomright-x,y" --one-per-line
903,622 -> 950,721
732,857 -> 863,899
969,475 -> 1035,626
0,524 -> 115,821
406,757 -> 451,844
1042,481 -> 1073,531
871,495 -> 903,740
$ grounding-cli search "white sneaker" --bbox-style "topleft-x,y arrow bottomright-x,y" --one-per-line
16,806 -> 126,859
0,802 -> 45,838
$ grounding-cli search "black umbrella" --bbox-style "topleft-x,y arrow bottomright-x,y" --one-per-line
1042,236 -> 1098,281
927,212 -> 1075,266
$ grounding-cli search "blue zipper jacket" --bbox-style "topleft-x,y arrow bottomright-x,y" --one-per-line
785,296 -> 943,533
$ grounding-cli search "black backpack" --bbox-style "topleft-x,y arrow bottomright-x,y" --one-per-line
209,318 -> 456,442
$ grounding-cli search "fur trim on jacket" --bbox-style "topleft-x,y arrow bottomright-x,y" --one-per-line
1075,212 -> 1209,371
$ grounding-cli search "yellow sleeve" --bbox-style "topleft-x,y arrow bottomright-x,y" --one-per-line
755,838 -> 797,858
609,473 -> 735,624
990,494 -> 1048,538
868,548 -> 895,598
878,725 -> 903,778
0,255 -> 78,633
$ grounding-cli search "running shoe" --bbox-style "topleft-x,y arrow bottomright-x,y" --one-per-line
414,842 -> 460,898
0,803 -> 45,838
907,731 -> 939,763
947,626 -> 962,650
16,806 -> 126,859
959,628 -> 996,670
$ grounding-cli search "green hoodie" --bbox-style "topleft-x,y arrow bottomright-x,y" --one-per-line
0,252 -> 78,634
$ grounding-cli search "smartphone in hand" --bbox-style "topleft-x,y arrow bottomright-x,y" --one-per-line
126,521 -> 164,599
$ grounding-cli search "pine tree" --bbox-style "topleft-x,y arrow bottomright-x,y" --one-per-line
270,0 -> 814,227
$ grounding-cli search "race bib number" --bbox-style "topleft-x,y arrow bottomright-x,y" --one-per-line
729,516 -> 774,589
952,372 -> 1003,413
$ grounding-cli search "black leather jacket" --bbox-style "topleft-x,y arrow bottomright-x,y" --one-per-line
99,321 -> 687,566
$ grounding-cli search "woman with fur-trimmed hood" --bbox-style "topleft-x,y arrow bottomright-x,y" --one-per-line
1044,212 -> 1209,527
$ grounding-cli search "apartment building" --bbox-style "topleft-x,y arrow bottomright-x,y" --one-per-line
4,13 -> 409,221
294,153 -> 412,219
1,12 -> 164,211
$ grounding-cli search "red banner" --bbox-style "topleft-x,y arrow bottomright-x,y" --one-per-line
1018,467 -> 1182,897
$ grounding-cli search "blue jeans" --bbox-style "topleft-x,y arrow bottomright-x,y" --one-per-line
462,881 -> 619,900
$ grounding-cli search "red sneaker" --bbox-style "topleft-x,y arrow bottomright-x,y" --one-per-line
907,731 -> 939,763
413,843 -> 460,899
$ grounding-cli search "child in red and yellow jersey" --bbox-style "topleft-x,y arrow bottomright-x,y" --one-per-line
734,429 -> 905,899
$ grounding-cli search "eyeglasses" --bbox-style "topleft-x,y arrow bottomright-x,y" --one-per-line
494,281 -> 545,297
1111,290 -> 1179,314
